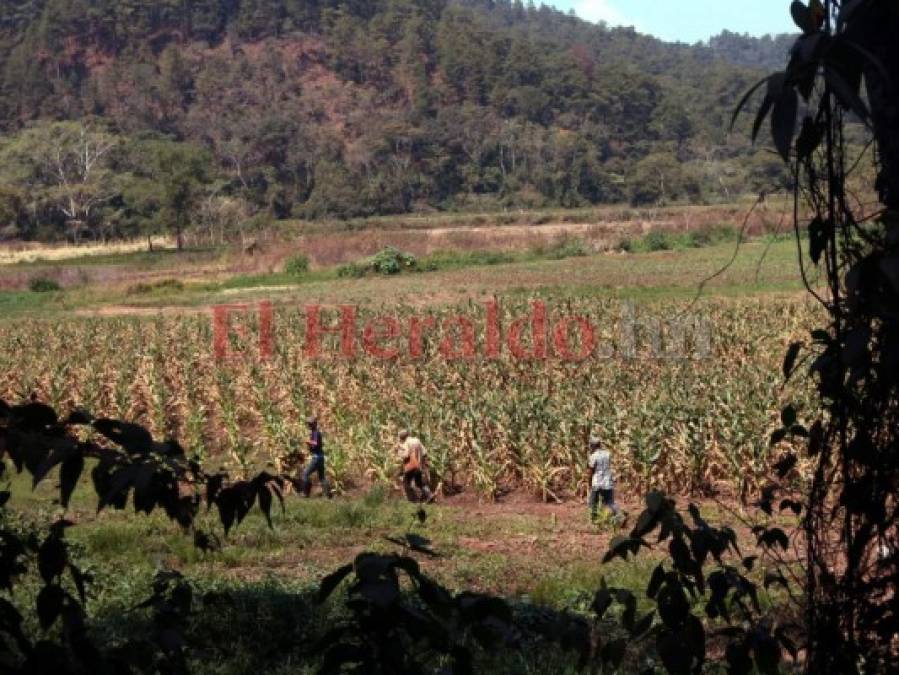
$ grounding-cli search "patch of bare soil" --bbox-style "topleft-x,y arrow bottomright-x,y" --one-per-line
75,305 -> 205,318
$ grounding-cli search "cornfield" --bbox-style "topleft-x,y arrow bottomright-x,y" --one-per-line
0,296 -> 818,500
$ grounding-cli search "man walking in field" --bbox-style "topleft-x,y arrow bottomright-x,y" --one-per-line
302,416 -> 331,498
587,435 -> 622,523
397,430 -> 435,503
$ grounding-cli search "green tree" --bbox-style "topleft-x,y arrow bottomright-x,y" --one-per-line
627,152 -> 685,206
124,140 -> 213,250
0,185 -> 25,238
157,44 -> 194,130
0,0 -> 825,221
0,121 -> 120,241
303,159 -> 365,219
395,12 -> 435,116
649,94 -> 695,156
156,144 -> 211,250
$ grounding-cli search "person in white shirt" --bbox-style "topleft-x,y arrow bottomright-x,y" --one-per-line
587,435 -> 621,521
397,430 -> 435,503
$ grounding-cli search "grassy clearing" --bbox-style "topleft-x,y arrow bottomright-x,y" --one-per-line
5,464 -> 753,605
204,237 -> 807,311
0,237 -> 177,265
7,246 -> 203,269
0,196 -> 801,318
6,466 -> 648,595
103,238 -> 810,313
283,199 -> 767,235
6,461 -> 790,674
0,236 -> 809,321
0,288 -> 62,314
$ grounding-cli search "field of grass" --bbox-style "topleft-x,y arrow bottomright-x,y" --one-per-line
8,467 -> 664,600
4,461 -> 793,674
0,236 -> 811,319
0,199 -> 797,311
278,199 -> 771,234
0,236 -> 178,265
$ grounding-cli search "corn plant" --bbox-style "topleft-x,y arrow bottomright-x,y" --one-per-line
0,296 -> 819,499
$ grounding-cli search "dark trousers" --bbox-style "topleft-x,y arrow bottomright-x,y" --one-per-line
589,488 -> 620,517
303,455 -> 330,497
403,469 -> 432,503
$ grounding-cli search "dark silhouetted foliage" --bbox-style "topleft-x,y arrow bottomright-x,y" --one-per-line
0,397 -> 292,673
734,1 -> 899,671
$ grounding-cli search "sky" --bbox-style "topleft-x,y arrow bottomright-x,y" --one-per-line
549,1 -> 796,44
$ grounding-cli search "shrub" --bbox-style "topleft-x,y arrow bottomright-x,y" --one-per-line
126,279 -> 184,295
28,276 -> 61,292
418,260 -> 440,272
683,230 -> 710,248
543,237 -> 589,260
642,230 -> 674,251
339,247 -> 417,277
621,225 -> 737,253
470,251 -> 515,265
284,254 -> 310,276
417,250 -> 515,272
371,247 -> 416,275
337,263 -> 367,278
684,224 -> 738,248
616,238 -> 634,253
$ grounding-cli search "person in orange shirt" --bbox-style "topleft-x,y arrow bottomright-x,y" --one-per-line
397,429 -> 435,503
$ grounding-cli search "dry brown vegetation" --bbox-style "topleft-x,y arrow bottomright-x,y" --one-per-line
0,200 -> 793,294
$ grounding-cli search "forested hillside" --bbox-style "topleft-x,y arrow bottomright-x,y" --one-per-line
707,30 -> 795,70
0,0 -> 791,241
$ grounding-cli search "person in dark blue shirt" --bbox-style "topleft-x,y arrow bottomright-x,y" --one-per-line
302,416 -> 331,498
